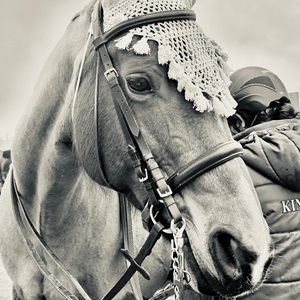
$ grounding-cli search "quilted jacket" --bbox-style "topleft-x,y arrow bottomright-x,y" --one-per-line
235,119 -> 300,300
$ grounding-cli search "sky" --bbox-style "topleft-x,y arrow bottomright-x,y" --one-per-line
0,0 -> 299,141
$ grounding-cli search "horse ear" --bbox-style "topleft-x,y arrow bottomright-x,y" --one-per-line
102,0 -> 121,12
190,0 -> 197,7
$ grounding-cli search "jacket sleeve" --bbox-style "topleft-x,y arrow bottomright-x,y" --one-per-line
239,122 -> 300,192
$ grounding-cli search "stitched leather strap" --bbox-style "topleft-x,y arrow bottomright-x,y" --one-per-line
92,0 -> 183,225
167,141 -> 243,193
93,10 -> 196,50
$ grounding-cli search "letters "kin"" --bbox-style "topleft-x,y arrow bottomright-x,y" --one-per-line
281,199 -> 300,214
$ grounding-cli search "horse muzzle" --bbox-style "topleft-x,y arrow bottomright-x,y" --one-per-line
192,230 -> 274,298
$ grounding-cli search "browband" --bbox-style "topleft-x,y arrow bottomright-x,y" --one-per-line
93,9 -> 196,50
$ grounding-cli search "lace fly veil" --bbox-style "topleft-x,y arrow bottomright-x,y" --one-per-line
102,0 -> 237,117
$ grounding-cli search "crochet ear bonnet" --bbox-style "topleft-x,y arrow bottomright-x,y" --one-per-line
103,0 -> 236,117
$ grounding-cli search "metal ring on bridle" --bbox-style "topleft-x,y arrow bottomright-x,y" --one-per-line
149,205 -> 187,235
149,205 -> 174,234
183,270 -> 192,284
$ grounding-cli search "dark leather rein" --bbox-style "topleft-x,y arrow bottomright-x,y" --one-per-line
11,1 -> 243,299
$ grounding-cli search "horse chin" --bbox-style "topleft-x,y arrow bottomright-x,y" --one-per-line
197,271 -> 261,298
186,260 -> 264,299
187,258 -> 271,299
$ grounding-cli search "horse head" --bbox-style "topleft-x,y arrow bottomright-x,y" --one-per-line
71,0 -> 272,297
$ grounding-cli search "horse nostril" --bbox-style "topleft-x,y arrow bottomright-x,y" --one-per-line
211,231 -> 257,281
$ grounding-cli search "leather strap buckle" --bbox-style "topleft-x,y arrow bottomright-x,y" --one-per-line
104,68 -> 119,81
157,185 -> 172,198
138,168 -> 148,182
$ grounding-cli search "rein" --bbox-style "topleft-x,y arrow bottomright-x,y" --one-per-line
11,1 -> 244,299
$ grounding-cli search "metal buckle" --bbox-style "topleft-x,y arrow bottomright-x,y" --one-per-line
104,68 -> 119,81
157,185 -> 172,198
138,169 -> 148,182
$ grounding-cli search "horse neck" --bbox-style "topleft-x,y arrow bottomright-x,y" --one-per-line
8,4 -> 172,295
11,3 -> 94,226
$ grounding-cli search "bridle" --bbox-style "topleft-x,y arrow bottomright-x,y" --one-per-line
10,1 -> 244,299
91,1 -> 243,298
91,0 -> 243,224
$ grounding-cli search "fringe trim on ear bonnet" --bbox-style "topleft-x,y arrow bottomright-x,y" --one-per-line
103,0 -> 237,117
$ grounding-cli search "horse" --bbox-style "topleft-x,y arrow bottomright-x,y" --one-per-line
0,0 -> 273,299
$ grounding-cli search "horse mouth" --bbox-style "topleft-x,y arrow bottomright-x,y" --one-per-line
194,259 -> 273,299
185,230 -> 273,298
200,231 -> 273,298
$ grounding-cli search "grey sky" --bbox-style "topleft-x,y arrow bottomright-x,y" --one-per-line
0,0 -> 299,138
195,0 -> 300,92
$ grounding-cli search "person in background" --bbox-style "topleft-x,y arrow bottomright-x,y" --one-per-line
0,150 -> 11,194
228,66 -> 300,299
1,150 -> 11,182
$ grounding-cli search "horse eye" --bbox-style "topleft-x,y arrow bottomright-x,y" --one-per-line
127,77 -> 151,92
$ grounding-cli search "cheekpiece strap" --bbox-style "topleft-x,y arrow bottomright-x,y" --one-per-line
92,0 -> 184,228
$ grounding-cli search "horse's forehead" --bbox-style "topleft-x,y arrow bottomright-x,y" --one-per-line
101,0 -> 237,118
